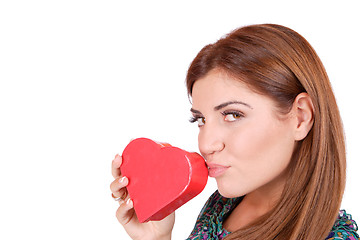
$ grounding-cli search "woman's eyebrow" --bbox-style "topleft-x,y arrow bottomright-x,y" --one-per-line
190,108 -> 202,114
190,101 -> 252,114
214,101 -> 253,111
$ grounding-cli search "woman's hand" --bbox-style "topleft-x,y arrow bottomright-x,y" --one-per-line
110,154 -> 175,240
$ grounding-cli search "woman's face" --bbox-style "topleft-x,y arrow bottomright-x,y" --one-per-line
191,69 -> 297,198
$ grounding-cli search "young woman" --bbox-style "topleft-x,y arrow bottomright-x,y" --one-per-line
110,24 -> 359,239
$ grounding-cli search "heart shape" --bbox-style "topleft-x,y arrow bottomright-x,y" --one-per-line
121,138 -> 208,223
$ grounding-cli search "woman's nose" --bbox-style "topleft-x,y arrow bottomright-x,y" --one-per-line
198,124 -> 225,157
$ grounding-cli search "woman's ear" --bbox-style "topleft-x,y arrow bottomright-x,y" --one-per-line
292,92 -> 315,141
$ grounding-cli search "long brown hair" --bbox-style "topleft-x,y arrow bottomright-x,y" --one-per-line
186,24 -> 346,239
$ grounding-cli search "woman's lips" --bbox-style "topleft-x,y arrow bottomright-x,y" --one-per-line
206,163 -> 230,178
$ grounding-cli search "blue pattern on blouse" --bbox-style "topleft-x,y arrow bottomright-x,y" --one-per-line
186,191 -> 359,239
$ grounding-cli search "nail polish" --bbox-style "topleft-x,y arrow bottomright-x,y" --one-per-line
119,176 -> 126,183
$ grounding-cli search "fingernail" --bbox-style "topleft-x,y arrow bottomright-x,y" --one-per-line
113,154 -> 121,164
119,176 -> 126,183
126,198 -> 132,206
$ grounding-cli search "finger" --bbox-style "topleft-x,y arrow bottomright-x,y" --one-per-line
112,192 -> 127,204
111,154 -> 122,178
110,176 -> 129,195
111,187 -> 128,204
111,188 -> 128,202
116,198 -> 135,226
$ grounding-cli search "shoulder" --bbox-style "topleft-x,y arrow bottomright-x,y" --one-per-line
326,210 -> 359,240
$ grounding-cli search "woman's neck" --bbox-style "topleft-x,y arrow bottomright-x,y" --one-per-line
223,171 -> 287,232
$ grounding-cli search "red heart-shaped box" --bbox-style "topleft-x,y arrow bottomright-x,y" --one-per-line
121,138 -> 208,223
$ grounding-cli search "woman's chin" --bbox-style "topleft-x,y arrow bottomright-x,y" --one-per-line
217,182 -> 245,198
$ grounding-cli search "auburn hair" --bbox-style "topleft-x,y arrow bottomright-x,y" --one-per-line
186,24 -> 346,239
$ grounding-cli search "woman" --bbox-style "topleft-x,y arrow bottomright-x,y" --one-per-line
110,24 -> 359,239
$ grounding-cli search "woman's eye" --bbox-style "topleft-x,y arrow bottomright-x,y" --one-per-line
223,112 -> 243,122
196,117 -> 205,126
189,116 -> 206,127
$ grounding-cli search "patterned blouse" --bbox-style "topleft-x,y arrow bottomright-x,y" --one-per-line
187,191 -> 359,240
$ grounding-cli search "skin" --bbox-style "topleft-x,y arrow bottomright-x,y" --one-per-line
110,68 -> 314,238
190,69 -> 314,231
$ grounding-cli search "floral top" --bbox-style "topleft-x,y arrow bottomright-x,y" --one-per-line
187,191 -> 359,240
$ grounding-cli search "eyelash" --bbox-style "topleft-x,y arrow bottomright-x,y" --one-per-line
189,116 -> 204,124
189,110 -> 244,125
221,110 -> 245,120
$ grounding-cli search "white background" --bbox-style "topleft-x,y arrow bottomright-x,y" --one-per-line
0,1 -> 359,239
